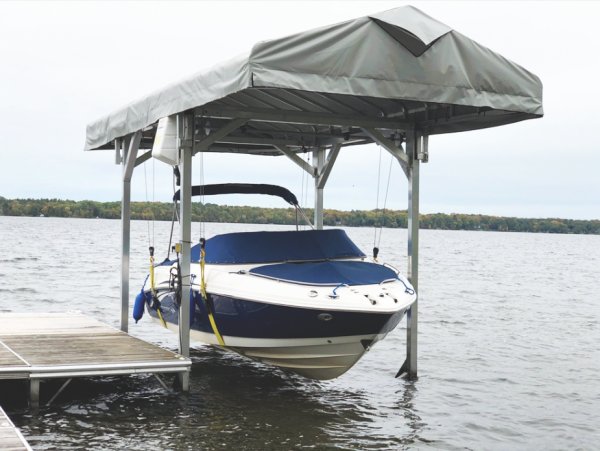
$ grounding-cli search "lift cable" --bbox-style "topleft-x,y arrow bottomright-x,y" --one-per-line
373,147 -> 394,259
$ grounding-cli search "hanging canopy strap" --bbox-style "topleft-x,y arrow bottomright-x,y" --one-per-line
172,183 -> 299,206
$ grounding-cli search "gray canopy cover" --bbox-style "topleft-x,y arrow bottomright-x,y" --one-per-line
85,6 -> 543,151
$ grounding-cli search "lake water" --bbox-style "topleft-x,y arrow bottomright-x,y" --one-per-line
0,216 -> 598,450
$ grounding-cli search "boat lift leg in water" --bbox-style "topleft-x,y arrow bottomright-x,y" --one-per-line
119,132 -> 141,334
118,127 -> 193,390
308,129 -> 423,378
403,131 -> 424,378
360,128 -> 425,379
177,113 -> 193,391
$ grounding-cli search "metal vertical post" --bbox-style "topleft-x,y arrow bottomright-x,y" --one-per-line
313,147 -> 325,229
120,137 -> 130,333
120,133 -> 140,333
30,379 -> 40,408
178,113 -> 193,392
406,130 -> 420,378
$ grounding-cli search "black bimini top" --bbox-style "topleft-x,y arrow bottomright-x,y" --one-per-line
173,183 -> 298,206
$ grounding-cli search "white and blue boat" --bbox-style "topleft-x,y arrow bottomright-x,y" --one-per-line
135,184 -> 416,380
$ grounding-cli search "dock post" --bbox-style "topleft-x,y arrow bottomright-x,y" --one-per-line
404,130 -> 420,378
177,113 -> 193,392
313,147 -> 325,229
120,132 -> 141,333
30,379 -> 40,408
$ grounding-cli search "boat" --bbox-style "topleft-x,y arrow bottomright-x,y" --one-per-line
134,183 -> 416,380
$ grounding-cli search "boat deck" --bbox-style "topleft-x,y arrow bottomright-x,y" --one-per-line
0,406 -> 31,451
0,313 -> 191,405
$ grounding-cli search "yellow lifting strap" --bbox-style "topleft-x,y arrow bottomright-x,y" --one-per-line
149,247 -> 167,329
200,239 -> 226,346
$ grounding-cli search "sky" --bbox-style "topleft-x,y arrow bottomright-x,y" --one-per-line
0,1 -> 598,220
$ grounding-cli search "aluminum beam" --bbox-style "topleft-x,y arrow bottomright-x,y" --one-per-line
120,131 -> 141,333
193,118 -> 248,154
216,134 -> 343,149
177,114 -> 193,392
30,379 -> 40,408
196,106 -> 409,130
404,130 -> 420,378
313,147 -> 325,229
134,150 -> 152,167
317,144 -> 341,189
274,145 -> 315,175
360,127 -> 409,178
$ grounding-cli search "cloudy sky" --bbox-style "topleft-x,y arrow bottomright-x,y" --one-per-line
0,1 -> 598,219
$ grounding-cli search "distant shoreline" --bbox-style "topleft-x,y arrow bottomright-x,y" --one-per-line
1,197 -> 598,235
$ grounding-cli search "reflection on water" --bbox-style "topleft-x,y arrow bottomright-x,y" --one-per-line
1,217 -> 599,449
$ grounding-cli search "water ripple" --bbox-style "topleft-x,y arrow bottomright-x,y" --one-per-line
0,218 -> 598,450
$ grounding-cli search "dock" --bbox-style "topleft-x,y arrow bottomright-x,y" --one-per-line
0,406 -> 31,451
0,313 -> 191,406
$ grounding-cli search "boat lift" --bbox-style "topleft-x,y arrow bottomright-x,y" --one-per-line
85,6 -> 543,390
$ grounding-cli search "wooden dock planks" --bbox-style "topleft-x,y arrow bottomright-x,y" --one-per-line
0,312 -> 190,384
0,312 -> 191,442
0,406 -> 31,451
2,333 -> 180,366
0,344 -> 27,369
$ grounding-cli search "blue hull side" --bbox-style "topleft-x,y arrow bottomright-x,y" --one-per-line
146,292 -> 405,339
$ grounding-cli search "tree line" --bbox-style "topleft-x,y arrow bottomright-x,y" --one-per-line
1,197 -> 598,235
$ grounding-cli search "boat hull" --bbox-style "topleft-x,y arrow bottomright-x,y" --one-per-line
146,292 -> 407,380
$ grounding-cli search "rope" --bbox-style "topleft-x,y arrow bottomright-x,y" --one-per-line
372,149 -> 395,259
149,246 -> 167,328
167,167 -> 179,260
152,157 -> 155,247
306,154 -> 311,205
167,204 -> 176,259
300,153 -> 311,230
377,154 -> 394,249
143,160 -> 152,248
198,152 -> 206,239
373,146 -> 382,249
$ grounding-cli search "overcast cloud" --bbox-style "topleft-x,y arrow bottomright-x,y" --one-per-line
0,1 -> 598,219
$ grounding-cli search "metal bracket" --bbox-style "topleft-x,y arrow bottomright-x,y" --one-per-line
395,358 -> 409,378
274,145 -> 315,176
417,135 -> 429,162
317,144 -> 341,189
134,150 -> 152,167
114,139 -> 122,165
361,127 -> 409,179
47,378 -> 73,406
123,131 -> 142,182
193,118 -> 247,154
153,374 -> 173,393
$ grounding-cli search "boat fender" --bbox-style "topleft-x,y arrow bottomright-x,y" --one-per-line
133,275 -> 151,323
133,290 -> 146,323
